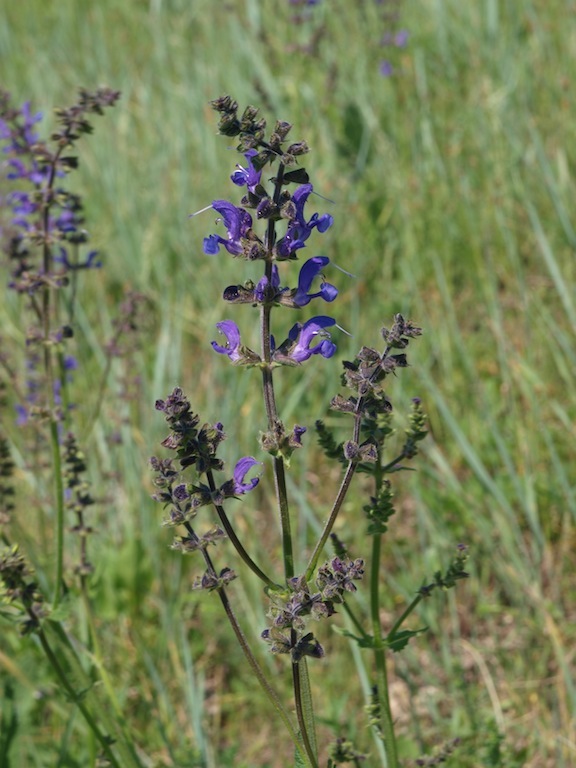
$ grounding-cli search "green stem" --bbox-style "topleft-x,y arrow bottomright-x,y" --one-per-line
273,455 -> 294,580
38,145 -> 67,610
190,524 -> 306,759
371,528 -> 398,767
216,578 -> 305,758
293,660 -> 319,768
260,216 -> 294,580
304,460 -> 357,581
50,420 -> 65,608
44,615 -> 144,767
79,589 -> 145,767
305,406 -> 364,581
387,594 -> 424,640
381,452 -> 408,474
341,601 -> 371,641
36,626 -> 122,768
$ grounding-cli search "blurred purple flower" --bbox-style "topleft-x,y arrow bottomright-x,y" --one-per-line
0,101 -> 42,154
291,425 -> 307,445
395,29 -> 409,48
15,404 -> 28,426
381,30 -> 409,48
55,247 -> 102,270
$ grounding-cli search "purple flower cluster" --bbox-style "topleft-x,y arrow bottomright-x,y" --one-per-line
201,144 -> 342,367
377,0 -> 409,77
152,388 -> 263,530
0,89 -> 119,430
212,314 -> 337,366
0,88 -> 119,290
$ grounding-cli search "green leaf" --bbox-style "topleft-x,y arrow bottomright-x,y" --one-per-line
294,744 -> 307,768
386,627 -> 428,652
0,681 -> 18,766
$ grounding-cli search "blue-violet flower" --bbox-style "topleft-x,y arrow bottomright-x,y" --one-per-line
276,184 -> 333,259
233,456 -> 263,494
203,200 -> 253,256
230,149 -> 262,193
286,316 -> 337,362
211,320 -> 242,361
292,256 -> 338,306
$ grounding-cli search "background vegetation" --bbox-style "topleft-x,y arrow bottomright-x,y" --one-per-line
1,0 -> 574,766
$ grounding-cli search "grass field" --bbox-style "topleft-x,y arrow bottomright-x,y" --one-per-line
1,1 -> 575,766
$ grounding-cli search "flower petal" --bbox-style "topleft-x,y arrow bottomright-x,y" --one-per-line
211,320 -> 242,361
233,456 -> 263,494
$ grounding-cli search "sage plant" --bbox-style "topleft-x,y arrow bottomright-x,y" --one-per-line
0,89 -> 150,768
151,96 -> 468,767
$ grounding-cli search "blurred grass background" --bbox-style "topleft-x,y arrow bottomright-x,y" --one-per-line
1,0 -> 575,766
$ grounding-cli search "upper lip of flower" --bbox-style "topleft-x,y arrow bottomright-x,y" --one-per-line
211,320 -> 242,361
230,149 -> 262,193
292,256 -> 338,307
282,315 -> 337,363
232,456 -> 263,494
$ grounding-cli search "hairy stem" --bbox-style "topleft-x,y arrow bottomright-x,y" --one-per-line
293,659 -> 320,768
304,460 -> 357,581
206,469 -> 279,588
260,160 -> 294,581
305,406 -> 364,580
188,523 -> 305,759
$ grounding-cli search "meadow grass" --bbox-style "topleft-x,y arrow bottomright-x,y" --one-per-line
1,0 -> 575,765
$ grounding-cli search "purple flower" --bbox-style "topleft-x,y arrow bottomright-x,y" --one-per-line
55,247 -> 102,270
15,404 -> 28,426
250,259 -> 338,308
293,257 -> 338,306
6,158 -> 50,185
381,30 -> 409,48
287,316 -> 337,362
211,320 -> 242,361
231,150 -> 262,193
233,456 -> 263,494
0,101 -> 42,154
7,191 -> 37,226
395,29 -> 409,48
203,200 -> 253,256
6,159 -> 29,180
380,61 -> 394,77
292,185 -> 333,233
276,184 -> 333,259
291,425 -> 307,446
21,102 -> 43,145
